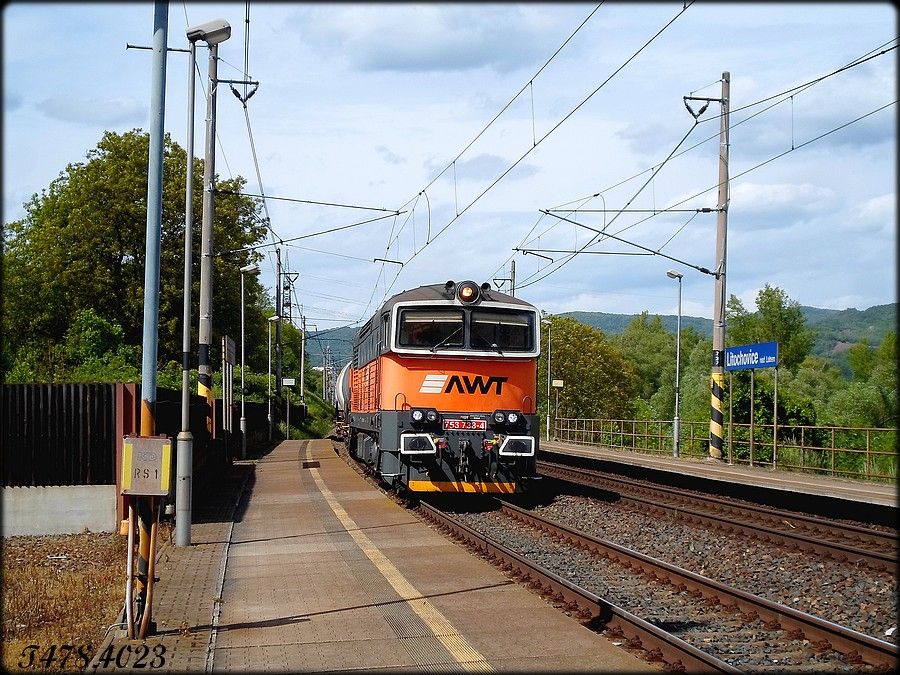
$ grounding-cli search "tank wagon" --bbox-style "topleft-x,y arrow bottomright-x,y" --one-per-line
338,280 -> 541,493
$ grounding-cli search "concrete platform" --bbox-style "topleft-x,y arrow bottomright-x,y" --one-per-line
93,439 -> 655,672
211,439 -> 654,672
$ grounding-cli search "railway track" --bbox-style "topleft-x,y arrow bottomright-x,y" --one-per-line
419,499 -> 898,672
537,459 -> 898,573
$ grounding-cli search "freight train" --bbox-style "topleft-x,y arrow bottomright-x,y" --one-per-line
337,280 -> 540,493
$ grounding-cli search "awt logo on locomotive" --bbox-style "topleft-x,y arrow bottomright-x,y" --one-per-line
418,373 -> 508,395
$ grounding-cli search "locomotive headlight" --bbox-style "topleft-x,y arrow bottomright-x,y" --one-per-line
411,409 -> 424,422
492,411 -> 506,424
425,409 -> 439,423
457,280 -> 480,304
507,412 -> 520,424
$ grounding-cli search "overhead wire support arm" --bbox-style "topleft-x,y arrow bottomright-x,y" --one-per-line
219,77 -> 259,86
540,210 -> 715,276
514,248 -> 554,262
217,189 -> 401,214
546,207 -> 722,214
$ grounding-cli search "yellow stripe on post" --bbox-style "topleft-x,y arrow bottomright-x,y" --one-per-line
122,442 -> 133,491
160,442 -> 172,492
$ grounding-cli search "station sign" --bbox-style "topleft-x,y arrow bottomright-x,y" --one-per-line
724,341 -> 778,371
282,377 -> 296,387
552,379 -> 564,388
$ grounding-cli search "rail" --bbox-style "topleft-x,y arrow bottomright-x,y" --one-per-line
552,417 -> 897,482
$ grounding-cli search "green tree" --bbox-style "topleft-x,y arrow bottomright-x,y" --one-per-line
726,284 -> 813,371
823,332 -> 896,428
612,312 -> 672,400
678,337 -> 715,424
846,340 -> 876,381
539,315 -> 637,425
2,129 -> 267,382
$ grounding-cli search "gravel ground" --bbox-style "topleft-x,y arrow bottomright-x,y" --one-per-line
459,488 -> 898,644
529,493 -> 897,643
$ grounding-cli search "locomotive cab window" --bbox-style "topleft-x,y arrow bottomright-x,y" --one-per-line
470,310 -> 534,351
398,310 -> 464,348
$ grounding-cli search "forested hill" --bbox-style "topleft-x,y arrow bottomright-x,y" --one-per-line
802,303 -> 897,356
306,303 -> 896,367
562,302 -> 896,358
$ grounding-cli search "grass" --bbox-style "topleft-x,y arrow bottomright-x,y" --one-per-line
1,532 -> 124,672
285,390 -> 336,440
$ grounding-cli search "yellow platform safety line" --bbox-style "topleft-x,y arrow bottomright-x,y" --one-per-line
305,446 -> 493,672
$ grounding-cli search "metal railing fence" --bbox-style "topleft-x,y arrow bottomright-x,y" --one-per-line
552,417 -> 897,482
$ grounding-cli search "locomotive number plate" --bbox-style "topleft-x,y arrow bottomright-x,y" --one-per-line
443,419 -> 486,431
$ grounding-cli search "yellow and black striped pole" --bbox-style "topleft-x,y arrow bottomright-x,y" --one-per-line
708,72 -> 729,461
709,372 -> 725,460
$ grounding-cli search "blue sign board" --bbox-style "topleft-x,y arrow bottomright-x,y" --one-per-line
724,341 -> 778,371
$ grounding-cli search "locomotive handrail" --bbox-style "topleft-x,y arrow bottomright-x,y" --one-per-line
521,395 -> 534,414
393,392 -> 408,411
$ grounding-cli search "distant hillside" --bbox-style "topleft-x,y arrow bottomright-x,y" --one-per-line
562,303 -> 896,360
306,303 -> 895,367
803,303 -> 896,357
307,325 -> 356,368
562,311 -> 712,338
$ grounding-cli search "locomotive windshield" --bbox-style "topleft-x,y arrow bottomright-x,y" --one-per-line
470,310 -> 533,351
397,307 -> 535,352
398,310 -> 464,348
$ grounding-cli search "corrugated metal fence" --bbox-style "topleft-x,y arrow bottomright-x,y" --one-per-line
1,383 -> 118,486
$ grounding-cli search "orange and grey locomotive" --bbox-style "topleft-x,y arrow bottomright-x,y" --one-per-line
338,280 -> 541,493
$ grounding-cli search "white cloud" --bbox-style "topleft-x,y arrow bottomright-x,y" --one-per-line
290,5 -> 562,74
850,193 -> 896,236
37,97 -> 145,126
729,182 -> 834,217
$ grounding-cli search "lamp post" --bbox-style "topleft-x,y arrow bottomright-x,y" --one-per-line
175,26 -> 199,550
191,19 -> 231,440
239,264 -> 258,460
541,318 -> 552,441
667,270 -> 683,457
267,315 -> 278,442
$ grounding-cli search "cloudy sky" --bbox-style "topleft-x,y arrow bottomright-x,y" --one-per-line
3,2 -> 896,330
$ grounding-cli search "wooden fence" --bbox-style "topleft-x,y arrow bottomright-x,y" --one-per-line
1,383 -> 276,489
1,383 -> 118,486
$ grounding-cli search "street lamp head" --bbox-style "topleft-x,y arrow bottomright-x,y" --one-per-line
541,319 -> 551,325
666,269 -> 683,280
240,264 -> 259,274
186,19 -> 231,45
267,315 -> 280,323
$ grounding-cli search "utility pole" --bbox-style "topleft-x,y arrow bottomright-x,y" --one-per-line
709,72 -> 730,461
197,25 -> 230,437
176,28 -> 198,550
134,0 -> 168,639
275,248 -> 282,413
300,313 -> 306,405
492,260 -> 516,296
